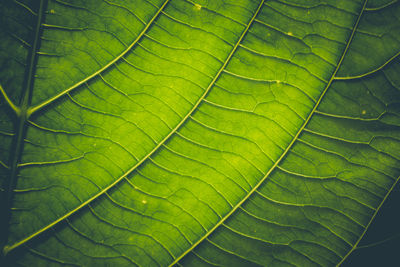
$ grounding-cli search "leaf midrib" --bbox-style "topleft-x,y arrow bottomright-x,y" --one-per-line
5,0 -> 266,254
169,0 -> 368,265
2,0 -> 47,256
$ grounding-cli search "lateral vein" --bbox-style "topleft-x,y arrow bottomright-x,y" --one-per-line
27,0 -> 171,116
0,83 -> 20,115
168,0 -> 369,265
5,0 -> 266,254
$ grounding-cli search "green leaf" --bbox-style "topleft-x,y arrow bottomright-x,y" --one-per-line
1,0 -> 399,266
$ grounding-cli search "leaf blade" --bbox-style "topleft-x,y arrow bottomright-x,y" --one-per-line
1,0 -> 400,266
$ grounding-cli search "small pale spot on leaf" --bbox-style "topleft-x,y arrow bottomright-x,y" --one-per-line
362,110 -> 366,115
194,3 -> 202,11
142,199 -> 147,204
288,32 -> 293,36
50,9 -> 55,14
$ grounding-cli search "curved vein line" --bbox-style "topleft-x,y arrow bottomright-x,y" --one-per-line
334,50 -> 400,80
17,154 -> 85,168
13,0 -> 38,16
337,174 -> 400,266
168,1 -> 368,265
355,232 -> 400,250
4,0 -> 266,254
0,84 -> 20,115
26,0 -> 171,117
365,0 -> 398,11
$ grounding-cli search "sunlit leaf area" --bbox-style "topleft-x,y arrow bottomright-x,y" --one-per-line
1,0 -> 400,266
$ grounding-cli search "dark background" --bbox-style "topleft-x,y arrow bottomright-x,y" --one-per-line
342,183 -> 400,266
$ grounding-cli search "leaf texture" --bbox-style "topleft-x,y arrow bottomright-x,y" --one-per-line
0,0 -> 399,266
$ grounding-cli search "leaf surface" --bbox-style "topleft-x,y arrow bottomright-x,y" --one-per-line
0,0 -> 399,266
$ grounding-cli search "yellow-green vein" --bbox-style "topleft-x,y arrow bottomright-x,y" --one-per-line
168,0 -> 368,265
4,0 -> 266,254
26,0 -> 171,117
0,83 -> 20,115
